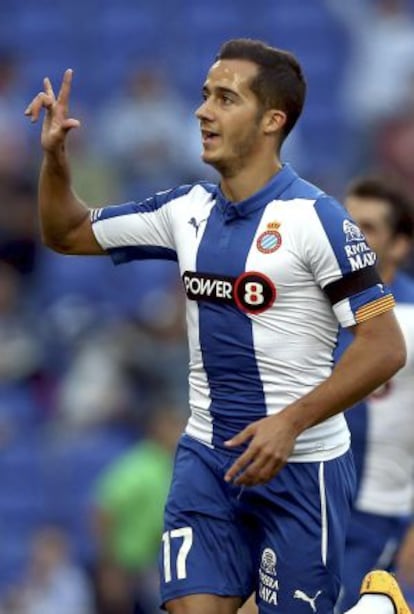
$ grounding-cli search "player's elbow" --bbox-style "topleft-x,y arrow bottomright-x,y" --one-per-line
40,220 -> 89,254
383,334 -> 407,377
41,231 -> 74,254
394,340 -> 407,371
359,311 -> 407,379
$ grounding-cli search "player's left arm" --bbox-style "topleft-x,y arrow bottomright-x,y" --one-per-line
276,308 -> 405,434
225,196 -> 406,486
283,193 -> 406,426
225,310 -> 405,486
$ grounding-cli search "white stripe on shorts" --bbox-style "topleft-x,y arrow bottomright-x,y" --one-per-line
319,461 -> 328,565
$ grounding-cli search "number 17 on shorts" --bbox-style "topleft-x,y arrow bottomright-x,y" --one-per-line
161,527 -> 193,583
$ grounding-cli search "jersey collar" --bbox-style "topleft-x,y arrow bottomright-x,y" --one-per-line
215,163 -> 298,221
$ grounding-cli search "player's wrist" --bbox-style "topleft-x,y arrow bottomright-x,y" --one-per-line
277,402 -> 311,437
43,144 -> 70,171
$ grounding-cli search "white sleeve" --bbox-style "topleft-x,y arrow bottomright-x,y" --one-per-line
90,185 -> 193,263
299,196 -> 395,327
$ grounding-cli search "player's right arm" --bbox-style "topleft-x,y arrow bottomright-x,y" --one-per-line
25,69 -> 105,255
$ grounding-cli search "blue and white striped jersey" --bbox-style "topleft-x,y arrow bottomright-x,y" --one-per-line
91,164 -> 394,461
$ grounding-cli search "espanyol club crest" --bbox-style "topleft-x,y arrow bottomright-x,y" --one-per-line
257,222 -> 282,254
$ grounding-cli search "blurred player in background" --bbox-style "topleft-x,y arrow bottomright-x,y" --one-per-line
93,404 -> 185,613
336,177 -> 414,611
26,38 -> 409,613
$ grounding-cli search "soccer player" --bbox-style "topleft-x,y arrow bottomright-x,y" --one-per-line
336,177 -> 414,611
25,39 -> 408,614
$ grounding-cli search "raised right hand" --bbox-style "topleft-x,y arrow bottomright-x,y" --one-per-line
24,69 -> 81,153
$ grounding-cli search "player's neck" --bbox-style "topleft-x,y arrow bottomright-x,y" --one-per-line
220,156 -> 282,203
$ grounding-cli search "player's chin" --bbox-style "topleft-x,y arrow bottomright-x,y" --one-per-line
201,147 -> 215,158
201,149 -> 222,166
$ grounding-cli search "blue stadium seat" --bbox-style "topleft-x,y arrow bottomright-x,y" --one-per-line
0,438 -> 48,510
0,535 -> 28,593
44,428 -> 134,561
0,384 -> 41,431
0,436 -> 50,592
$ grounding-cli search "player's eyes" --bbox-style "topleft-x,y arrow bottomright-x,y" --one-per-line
200,92 -> 234,105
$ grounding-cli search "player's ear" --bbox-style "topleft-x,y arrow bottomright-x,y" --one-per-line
262,109 -> 287,136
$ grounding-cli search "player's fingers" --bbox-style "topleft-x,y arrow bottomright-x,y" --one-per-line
225,424 -> 255,449
24,96 -> 40,116
57,68 -> 73,106
62,118 -> 81,131
24,93 -> 54,121
24,91 -> 53,113
44,77 -> 56,101
224,446 -> 256,483
234,457 -> 280,487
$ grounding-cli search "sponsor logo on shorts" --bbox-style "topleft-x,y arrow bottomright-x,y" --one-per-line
258,547 -> 279,606
293,589 -> 322,612
182,271 -> 276,314
261,548 -> 277,575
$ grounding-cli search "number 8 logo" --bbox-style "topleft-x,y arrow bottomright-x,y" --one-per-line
244,282 -> 265,306
234,272 -> 276,314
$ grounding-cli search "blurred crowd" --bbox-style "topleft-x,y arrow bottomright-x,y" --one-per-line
0,0 -> 414,612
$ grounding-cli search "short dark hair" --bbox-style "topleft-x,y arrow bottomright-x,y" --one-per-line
216,38 -> 306,145
346,176 -> 414,239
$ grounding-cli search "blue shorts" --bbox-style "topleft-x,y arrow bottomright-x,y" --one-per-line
159,435 -> 356,613
339,509 -> 411,611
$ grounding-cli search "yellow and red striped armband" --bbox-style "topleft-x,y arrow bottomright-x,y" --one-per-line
355,294 -> 396,324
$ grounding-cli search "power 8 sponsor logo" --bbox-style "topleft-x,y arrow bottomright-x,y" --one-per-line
234,272 -> 276,314
182,271 -> 276,314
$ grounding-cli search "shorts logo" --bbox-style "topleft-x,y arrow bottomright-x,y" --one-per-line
257,230 -> 282,254
293,589 -> 322,612
261,548 -> 277,575
259,547 -> 279,606
183,271 -> 276,315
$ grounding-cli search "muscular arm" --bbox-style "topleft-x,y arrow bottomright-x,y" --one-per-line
225,310 -> 406,486
281,309 -> 406,432
39,147 -> 104,254
26,69 -> 105,255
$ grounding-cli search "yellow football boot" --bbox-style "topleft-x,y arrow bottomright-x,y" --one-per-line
360,570 -> 411,614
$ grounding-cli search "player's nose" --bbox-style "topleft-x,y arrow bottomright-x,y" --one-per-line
195,99 -> 214,121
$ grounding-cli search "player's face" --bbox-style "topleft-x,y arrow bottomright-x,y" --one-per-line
345,196 -> 399,269
195,59 -> 265,175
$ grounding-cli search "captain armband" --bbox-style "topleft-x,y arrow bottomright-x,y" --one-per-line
323,267 -> 382,306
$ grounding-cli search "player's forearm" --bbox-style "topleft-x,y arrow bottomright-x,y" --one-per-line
39,146 -> 90,252
281,324 -> 406,435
